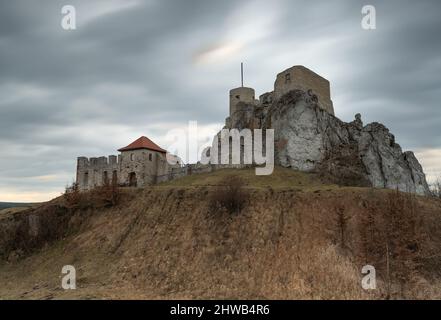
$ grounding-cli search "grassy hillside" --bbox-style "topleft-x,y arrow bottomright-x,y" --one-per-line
1,167 -> 441,299
0,202 -> 35,210
0,202 -> 38,217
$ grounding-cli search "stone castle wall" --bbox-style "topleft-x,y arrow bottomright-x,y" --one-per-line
74,64 -> 429,196
273,66 -> 334,115
227,65 -> 335,122
155,163 -> 214,184
118,149 -> 166,187
76,65 -> 337,192
76,149 -> 180,190
229,87 -> 256,116
76,155 -> 120,190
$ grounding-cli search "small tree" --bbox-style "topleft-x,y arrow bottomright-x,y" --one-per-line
64,182 -> 80,206
208,175 -> 248,215
358,188 -> 425,298
431,177 -> 441,199
335,206 -> 349,248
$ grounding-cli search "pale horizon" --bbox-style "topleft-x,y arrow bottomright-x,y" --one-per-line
1,0 -> 441,202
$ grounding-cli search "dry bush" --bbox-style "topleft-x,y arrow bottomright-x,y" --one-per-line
335,205 -> 349,248
2,182 -> 122,262
64,182 -> 80,206
358,189 -> 425,298
208,175 -> 249,215
97,182 -> 121,206
63,182 -> 121,209
431,178 -> 441,199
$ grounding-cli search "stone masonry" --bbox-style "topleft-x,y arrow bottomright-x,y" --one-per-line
76,64 -> 430,195
220,64 -> 430,195
76,136 -> 181,191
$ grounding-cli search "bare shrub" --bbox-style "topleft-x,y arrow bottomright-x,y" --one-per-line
63,182 -> 121,208
335,205 -> 349,248
358,189 -> 425,298
431,178 -> 441,199
64,182 -> 80,206
208,175 -> 249,215
97,181 -> 121,206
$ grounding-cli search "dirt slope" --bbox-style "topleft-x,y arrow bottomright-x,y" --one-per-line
1,167 -> 441,299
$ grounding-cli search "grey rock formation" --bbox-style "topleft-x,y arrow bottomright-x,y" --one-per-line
226,89 -> 430,195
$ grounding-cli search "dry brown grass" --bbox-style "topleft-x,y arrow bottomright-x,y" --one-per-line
63,182 -> 122,209
355,189 -> 427,298
1,168 -> 441,299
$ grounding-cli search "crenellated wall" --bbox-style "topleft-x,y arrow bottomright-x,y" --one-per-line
76,150 -> 183,190
76,155 -> 120,190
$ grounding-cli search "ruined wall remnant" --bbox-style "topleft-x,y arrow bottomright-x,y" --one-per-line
76,155 -> 120,191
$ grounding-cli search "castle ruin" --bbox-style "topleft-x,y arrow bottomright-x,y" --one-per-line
75,65 -> 336,191
226,65 -> 334,129
75,64 -> 430,195
76,136 -> 181,191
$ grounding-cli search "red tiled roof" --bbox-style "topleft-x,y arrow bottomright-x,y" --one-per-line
118,136 -> 167,153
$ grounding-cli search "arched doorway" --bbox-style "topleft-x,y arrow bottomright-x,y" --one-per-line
128,172 -> 137,187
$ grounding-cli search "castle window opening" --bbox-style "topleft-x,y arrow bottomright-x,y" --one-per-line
112,170 -> 118,185
103,171 -> 109,185
93,170 -> 98,186
84,172 -> 89,186
235,95 -> 240,99
130,153 -> 135,161
149,153 -> 152,161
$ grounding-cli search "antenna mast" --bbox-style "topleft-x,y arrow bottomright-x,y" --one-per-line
241,62 -> 244,87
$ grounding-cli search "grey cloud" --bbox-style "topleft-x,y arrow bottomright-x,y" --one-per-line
1,0 -> 440,200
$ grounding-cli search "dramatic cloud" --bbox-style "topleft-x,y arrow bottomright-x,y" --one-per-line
0,0 -> 440,201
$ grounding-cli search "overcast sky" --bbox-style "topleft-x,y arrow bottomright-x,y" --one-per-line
1,0 -> 440,202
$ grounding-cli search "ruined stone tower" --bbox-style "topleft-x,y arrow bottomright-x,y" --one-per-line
274,65 -> 334,114
229,87 -> 256,116
76,136 -> 180,191
225,66 -> 334,127
225,65 -> 334,129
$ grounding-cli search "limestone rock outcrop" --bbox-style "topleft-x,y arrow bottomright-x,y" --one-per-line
226,89 -> 430,195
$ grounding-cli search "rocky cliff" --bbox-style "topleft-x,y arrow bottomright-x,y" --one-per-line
226,89 -> 430,195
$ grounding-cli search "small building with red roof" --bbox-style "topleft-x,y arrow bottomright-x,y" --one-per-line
76,136 -> 181,190
117,136 -> 167,154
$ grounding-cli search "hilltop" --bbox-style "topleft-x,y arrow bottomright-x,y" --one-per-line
1,167 -> 441,299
